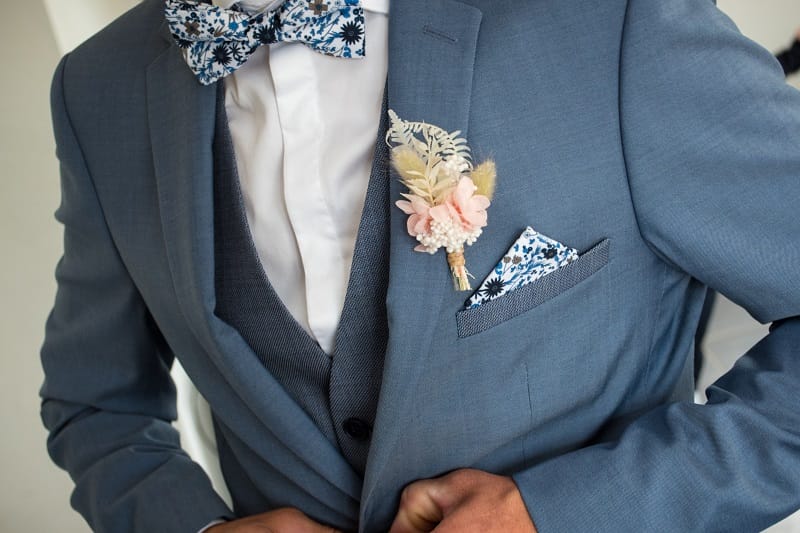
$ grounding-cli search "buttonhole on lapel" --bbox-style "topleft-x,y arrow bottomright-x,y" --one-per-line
422,25 -> 459,44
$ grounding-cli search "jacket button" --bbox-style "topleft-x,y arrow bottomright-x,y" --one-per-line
343,418 -> 372,442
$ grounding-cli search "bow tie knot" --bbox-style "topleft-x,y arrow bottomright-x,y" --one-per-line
165,0 -> 365,85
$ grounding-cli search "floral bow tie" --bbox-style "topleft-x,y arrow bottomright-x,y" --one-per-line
165,0 -> 365,85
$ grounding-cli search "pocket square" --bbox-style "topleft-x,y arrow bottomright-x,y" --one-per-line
466,227 -> 579,309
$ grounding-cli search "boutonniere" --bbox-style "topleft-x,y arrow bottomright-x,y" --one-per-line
386,110 -> 497,291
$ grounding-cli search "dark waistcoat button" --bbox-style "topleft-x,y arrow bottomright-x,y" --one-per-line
343,418 -> 372,442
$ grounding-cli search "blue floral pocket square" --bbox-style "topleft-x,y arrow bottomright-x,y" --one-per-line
466,227 -> 579,309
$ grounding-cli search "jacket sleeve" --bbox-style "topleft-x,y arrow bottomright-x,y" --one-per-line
512,1 -> 800,531
40,54 -> 233,533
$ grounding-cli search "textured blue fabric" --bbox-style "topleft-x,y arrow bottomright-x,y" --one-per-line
41,0 -> 800,531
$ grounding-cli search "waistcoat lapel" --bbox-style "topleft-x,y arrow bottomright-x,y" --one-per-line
360,0 -> 483,528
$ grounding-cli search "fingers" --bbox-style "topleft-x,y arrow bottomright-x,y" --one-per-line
388,469 -> 538,533
278,508 -> 341,533
206,508 -> 342,533
388,478 -> 447,533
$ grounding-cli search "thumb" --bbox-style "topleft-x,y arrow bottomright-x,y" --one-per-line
388,478 -> 447,533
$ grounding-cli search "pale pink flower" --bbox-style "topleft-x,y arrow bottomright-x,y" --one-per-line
396,195 -> 433,237
430,177 -> 490,232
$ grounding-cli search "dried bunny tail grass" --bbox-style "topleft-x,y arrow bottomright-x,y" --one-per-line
391,145 -> 428,182
470,159 -> 497,200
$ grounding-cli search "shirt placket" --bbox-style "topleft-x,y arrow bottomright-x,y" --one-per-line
270,42 -> 346,354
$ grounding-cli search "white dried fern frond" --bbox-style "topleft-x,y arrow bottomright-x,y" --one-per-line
386,110 -> 473,169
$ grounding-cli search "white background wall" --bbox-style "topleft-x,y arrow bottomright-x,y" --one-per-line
1,1 -> 799,532
42,0 -> 138,53
0,2 -> 80,531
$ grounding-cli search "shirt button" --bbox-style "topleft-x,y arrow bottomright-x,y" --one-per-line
343,418 -> 372,442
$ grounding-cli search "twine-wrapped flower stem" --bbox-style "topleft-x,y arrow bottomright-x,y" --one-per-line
447,250 -> 471,291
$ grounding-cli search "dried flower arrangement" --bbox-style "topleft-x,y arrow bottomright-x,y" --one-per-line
386,110 -> 497,291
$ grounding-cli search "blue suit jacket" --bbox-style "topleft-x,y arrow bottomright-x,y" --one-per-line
41,0 -> 800,531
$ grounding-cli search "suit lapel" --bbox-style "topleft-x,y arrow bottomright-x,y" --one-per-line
147,28 -> 218,348
147,25 -> 362,505
361,0 -> 483,524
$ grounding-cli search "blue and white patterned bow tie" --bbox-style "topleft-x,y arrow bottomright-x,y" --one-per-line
165,0 -> 365,85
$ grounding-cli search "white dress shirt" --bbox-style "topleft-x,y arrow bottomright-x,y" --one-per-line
212,0 -> 390,354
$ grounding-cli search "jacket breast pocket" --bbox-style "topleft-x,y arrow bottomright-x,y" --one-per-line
455,238 -> 610,338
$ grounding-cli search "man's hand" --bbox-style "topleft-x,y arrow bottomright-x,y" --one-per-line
207,508 -> 340,533
388,469 -> 537,533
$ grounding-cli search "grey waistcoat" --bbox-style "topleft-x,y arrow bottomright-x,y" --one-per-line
212,87 -> 390,475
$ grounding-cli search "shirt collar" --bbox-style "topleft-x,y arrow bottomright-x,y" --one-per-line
212,0 -> 389,15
